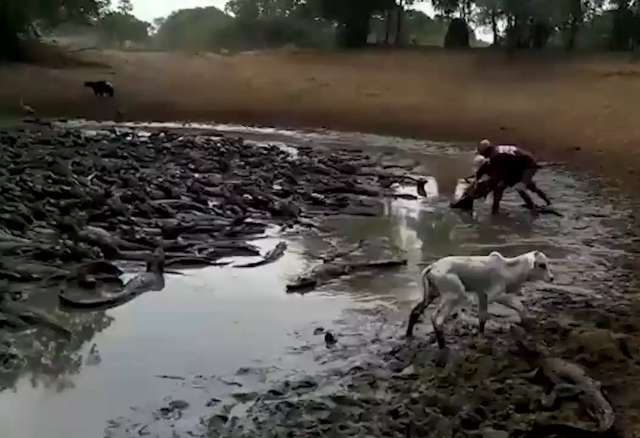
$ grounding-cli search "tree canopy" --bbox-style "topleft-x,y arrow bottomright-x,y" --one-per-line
153,3 -> 334,51
97,11 -> 150,47
213,0 -> 640,50
428,0 -> 640,50
1,0 -> 109,59
154,6 -> 231,50
311,0 -> 397,47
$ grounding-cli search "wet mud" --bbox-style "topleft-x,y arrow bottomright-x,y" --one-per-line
1,121 -> 640,438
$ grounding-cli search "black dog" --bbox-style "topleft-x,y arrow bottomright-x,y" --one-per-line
84,81 -> 115,97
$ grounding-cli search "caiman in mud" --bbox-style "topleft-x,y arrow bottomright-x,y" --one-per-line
58,245 -> 165,310
511,326 -> 616,436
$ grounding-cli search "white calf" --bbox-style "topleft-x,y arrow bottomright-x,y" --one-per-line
406,251 -> 554,348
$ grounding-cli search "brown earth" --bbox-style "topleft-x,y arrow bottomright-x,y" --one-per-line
1,47 -> 640,188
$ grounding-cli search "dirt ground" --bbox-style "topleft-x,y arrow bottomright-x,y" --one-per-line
1,47 -> 640,187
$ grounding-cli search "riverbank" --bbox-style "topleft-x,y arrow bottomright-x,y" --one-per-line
1,48 -> 640,189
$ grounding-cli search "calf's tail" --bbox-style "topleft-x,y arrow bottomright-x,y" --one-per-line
406,266 -> 433,338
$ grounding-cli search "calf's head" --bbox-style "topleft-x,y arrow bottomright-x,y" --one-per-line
527,251 -> 554,283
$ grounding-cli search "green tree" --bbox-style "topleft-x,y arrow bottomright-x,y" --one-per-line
371,8 -> 448,46
431,0 -> 462,16
225,0 -> 260,20
473,0 -> 502,45
406,10 -> 449,45
431,0 -> 474,47
307,0 -> 397,47
154,6 -> 231,50
485,0 -> 557,49
609,0 -> 640,50
98,11 -> 150,47
152,17 -> 166,33
117,0 -> 133,15
225,0 -> 305,18
0,0 -> 109,60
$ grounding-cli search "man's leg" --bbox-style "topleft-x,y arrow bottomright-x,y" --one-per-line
491,181 -> 506,215
521,168 -> 551,206
527,181 -> 551,206
516,188 -> 536,210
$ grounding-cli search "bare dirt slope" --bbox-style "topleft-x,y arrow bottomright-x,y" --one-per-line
2,48 -> 640,186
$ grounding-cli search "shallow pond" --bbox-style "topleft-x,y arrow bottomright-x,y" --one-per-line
1,123 -> 638,438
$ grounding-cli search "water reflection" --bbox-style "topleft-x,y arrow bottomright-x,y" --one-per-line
1,302 -> 114,393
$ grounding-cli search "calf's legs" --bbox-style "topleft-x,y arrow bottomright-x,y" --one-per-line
478,291 -> 489,334
494,295 -> 533,328
431,275 -> 466,348
431,295 -> 464,349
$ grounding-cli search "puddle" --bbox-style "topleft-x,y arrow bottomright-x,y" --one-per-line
2,122 -> 640,438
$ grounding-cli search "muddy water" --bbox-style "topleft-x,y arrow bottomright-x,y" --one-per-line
1,123 -> 639,438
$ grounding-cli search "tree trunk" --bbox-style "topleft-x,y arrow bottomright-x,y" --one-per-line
395,2 -> 403,46
611,6 -> 635,51
460,0 -> 471,21
567,18 -> 578,50
384,10 -> 391,45
491,9 -> 498,46
0,2 -> 25,61
566,0 -> 582,51
505,14 -> 518,51
444,18 -> 470,49
340,11 -> 371,48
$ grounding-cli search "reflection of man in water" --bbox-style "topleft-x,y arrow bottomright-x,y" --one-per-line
474,139 -> 552,214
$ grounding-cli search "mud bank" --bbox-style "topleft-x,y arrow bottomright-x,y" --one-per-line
5,49 -> 640,192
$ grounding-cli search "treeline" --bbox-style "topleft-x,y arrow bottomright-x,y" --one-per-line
151,0 -> 640,51
2,0 -> 640,60
444,0 -> 640,51
152,2 -> 461,51
153,4 -> 336,51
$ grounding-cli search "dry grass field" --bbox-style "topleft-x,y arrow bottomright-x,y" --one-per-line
2,47 -> 640,187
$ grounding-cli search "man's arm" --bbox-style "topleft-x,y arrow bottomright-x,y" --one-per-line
475,160 -> 490,181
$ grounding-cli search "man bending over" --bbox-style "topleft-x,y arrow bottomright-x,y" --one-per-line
474,139 -> 552,214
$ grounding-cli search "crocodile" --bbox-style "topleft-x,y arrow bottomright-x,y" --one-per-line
59,245 -> 165,310
511,325 -> 616,435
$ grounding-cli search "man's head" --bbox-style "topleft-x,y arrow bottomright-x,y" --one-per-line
478,139 -> 493,157
527,251 -> 554,282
